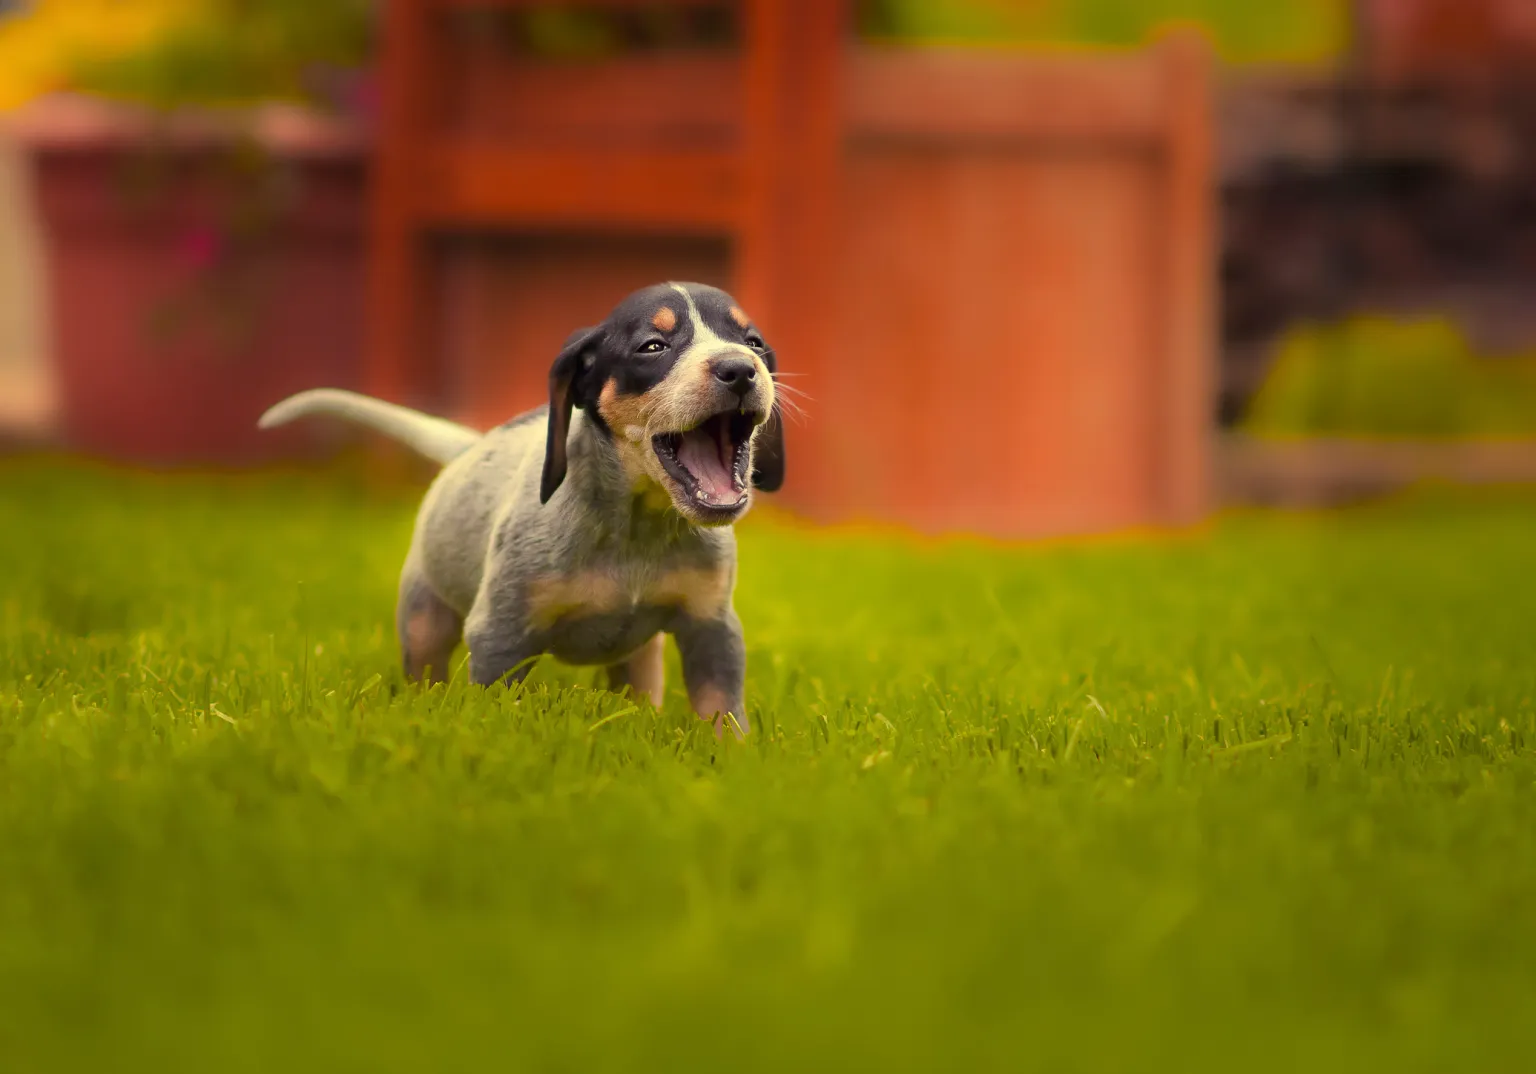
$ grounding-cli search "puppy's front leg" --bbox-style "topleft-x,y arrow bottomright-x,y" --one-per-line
466,640 -> 543,688
673,611 -> 748,739
464,604 -> 541,689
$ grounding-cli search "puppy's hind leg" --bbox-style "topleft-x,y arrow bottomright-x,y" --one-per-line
397,566 -> 463,685
607,633 -> 666,708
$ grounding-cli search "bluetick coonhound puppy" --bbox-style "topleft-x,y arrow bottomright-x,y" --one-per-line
259,282 -> 784,738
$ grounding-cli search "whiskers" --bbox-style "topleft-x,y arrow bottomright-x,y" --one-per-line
768,373 -> 812,426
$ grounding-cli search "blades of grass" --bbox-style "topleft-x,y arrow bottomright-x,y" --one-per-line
1208,733 -> 1293,759
1062,717 -> 1085,763
586,705 -> 638,735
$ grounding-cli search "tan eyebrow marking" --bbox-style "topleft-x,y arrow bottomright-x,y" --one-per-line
728,306 -> 751,329
651,307 -> 677,332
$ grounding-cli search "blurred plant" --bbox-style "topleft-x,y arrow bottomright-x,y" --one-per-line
0,0 -> 196,111
517,7 -> 623,59
1243,317 -> 1536,439
446,5 -> 734,61
859,0 -> 1348,65
5,2 -> 374,358
65,0 -> 373,111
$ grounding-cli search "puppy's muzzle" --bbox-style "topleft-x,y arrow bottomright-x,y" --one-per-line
650,352 -> 773,523
712,355 -> 758,399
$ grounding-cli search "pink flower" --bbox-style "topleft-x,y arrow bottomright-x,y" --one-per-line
176,226 -> 222,272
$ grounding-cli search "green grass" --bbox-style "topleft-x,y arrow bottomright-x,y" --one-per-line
2,460 -> 1535,1073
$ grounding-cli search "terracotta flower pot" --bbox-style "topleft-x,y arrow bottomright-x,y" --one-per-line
7,95 -> 368,464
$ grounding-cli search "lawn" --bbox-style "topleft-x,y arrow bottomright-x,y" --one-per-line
2,460 -> 1534,1073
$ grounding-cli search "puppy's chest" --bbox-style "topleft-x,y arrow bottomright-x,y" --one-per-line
525,561 -> 732,631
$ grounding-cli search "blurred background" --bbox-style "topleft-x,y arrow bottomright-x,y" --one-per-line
2,0 -> 1535,535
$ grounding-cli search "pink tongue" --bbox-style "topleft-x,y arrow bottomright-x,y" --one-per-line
676,426 -> 737,501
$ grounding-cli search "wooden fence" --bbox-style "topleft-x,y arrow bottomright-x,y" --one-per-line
371,1 -> 1215,536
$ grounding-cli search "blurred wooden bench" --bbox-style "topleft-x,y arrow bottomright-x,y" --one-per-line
368,2 -> 1215,536
367,0 -> 843,409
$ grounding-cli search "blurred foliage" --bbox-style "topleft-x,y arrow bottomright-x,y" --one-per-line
0,0 -> 1352,115
1244,317 -> 1536,439
860,0 -> 1347,64
64,0 -> 373,110
0,0 -> 197,110
434,5 -> 734,63
507,1 -> 1348,63
516,8 -> 625,59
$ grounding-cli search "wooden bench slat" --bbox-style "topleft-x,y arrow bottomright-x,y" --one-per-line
846,48 -> 1166,144
416,142 -> 742,231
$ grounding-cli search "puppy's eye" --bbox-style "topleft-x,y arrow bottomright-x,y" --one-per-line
637,340 -> 667,355
745,335 -> 765,351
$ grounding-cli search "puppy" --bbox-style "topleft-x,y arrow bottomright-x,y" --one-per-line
259,282 -> 783,738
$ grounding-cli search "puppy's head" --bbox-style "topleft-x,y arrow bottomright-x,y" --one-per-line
541,282 -> 784,526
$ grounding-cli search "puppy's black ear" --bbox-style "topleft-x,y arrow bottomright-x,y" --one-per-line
541,325 -> 601,504
752,411 -> 785,492
752,349 -> 786,491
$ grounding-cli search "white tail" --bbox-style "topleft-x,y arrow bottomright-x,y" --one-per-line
258,389 -> 480,465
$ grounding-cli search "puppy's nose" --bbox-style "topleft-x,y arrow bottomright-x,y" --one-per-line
712,355 -> 758,398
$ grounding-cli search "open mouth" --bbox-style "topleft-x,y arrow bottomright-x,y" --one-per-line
652,410 -> 759,514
